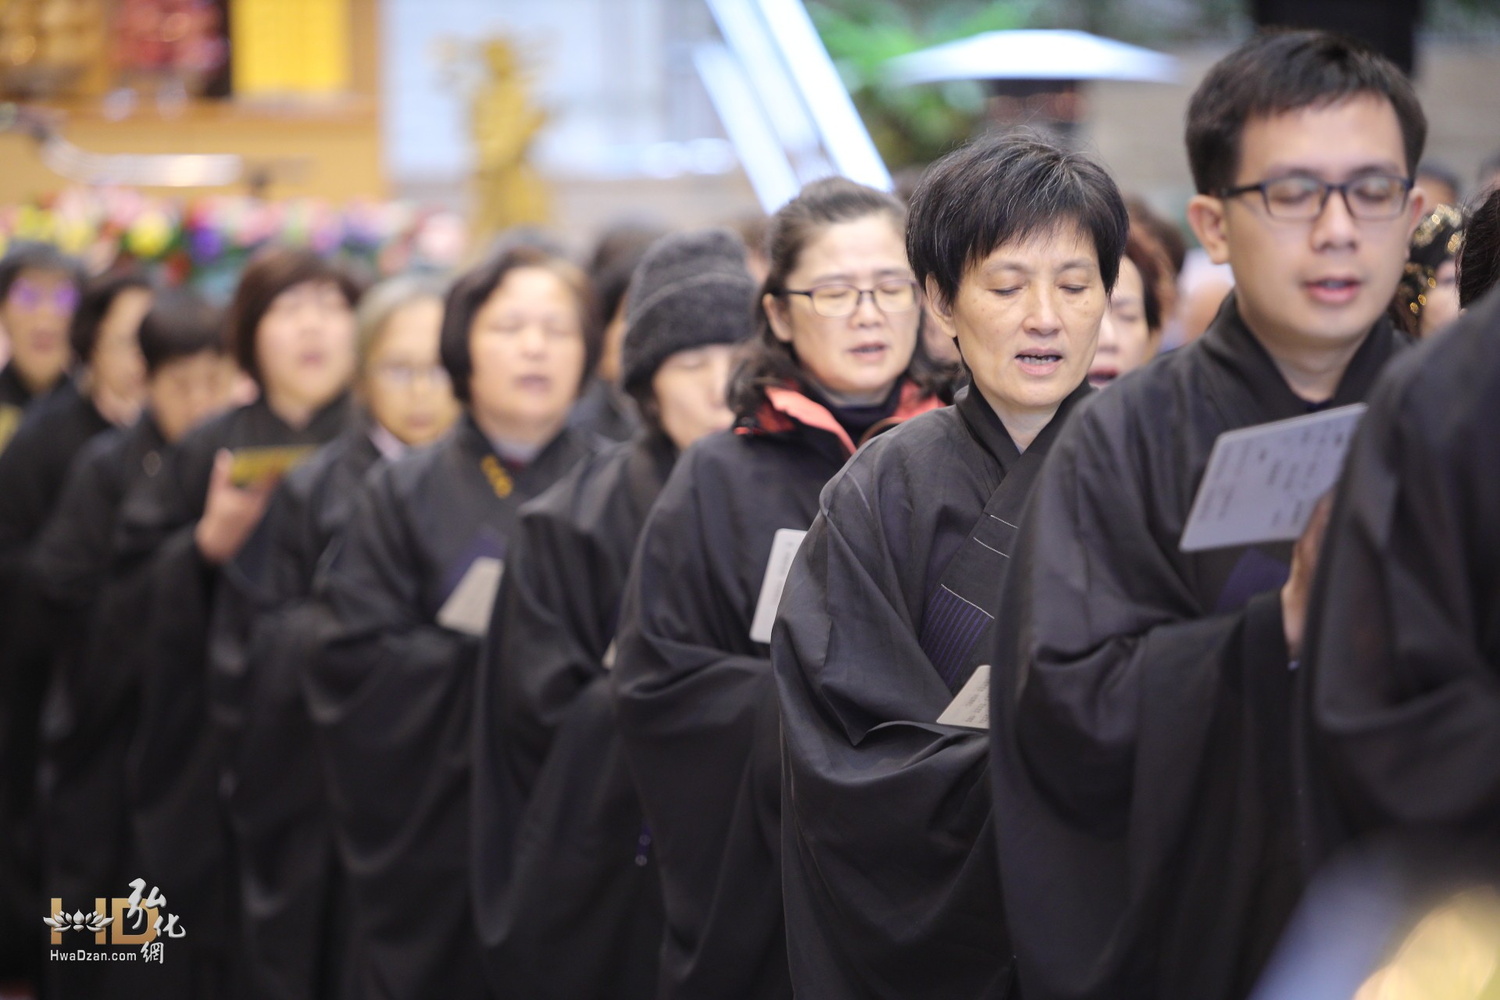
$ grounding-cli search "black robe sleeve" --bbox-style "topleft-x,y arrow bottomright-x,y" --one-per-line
116,434 -> 236,960
0,385 -> 110,973
32,428 -> 151,900
32,422 -> 167,999
315,452 -> 490,1000
207,437 -> 368,1000
611,439 -> 800,1000
471,439 -> 666,1000
772,415 -> 1011,1000
1300,304 -> 1500,861
991,392 -> 1297,1000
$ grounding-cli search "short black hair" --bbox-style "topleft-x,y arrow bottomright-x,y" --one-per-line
139,289 -> 227,375
69,268 -> 153,362
439,244 -> 601,404
0,241 -> 85,303
1186,30 -> 1426,196
906,132 -> 1128,308
1459,188 -> 1500,309
226,247 -> 363,384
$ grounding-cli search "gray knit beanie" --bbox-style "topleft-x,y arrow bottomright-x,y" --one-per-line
621,228 -> 758,393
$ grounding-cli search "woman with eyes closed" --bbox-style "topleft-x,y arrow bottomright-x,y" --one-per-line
314,247 -> 600,1000
610,177 -> 947,1000
1088,226 -> 1176,387
771,134 -> 1126,1000
206,275 -> 459,1000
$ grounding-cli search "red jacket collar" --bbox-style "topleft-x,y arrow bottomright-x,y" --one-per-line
736,381 -> 944,457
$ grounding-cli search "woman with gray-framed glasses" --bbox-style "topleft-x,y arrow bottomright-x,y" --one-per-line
781,277 -> 921,317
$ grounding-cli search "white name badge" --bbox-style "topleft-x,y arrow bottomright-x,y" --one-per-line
936,664 -> 991,730
748,528 -> 808,644
436,557 -> 504,637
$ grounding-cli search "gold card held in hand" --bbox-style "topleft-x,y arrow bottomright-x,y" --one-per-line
228,445 -> 316,488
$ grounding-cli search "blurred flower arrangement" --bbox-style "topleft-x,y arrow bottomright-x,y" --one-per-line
0,186 -> 469,297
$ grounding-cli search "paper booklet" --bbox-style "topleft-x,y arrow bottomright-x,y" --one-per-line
749,528 -> 809,644
1179,403 -> 1366,553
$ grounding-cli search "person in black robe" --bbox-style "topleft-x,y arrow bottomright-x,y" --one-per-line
773,136 -> 1128,1000
1297,284 -> 1500,872
113,249 -> 363,995
311,245 -> 602,999
611,177 -> 948,1000
0,242 -> 85,454
206,275 -> 460,1000
471,227 -> 757,999
0,266 -> 148,988
34,291 -> 238,998
989,32 -> 1431,1000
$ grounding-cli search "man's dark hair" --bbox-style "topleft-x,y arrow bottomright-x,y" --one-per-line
226,247 -> 363,384
1459,188 -> 1500,309
139,289 -> 227,375
0,241 -> 85,303
69,268 -> 153,362
1186,30 -> 1426,196
906,132 -> 1129,308
439,244 -> 602,404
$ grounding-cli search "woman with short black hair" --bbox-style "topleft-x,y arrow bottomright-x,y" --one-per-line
472,227 -> 759,1000
112,246 -> 361,994
209,274 -> 459,1000
772,132 -> 1127,1000
314,245 -> 598,999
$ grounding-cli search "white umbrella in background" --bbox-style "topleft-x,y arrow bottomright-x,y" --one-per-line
885,29 -> 1179,87
884,29 -> 1179,143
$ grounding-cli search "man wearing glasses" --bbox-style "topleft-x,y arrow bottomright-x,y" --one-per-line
991,31 -> 1427,1000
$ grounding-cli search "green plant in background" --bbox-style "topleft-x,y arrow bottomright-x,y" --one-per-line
808,0 -> 1042,171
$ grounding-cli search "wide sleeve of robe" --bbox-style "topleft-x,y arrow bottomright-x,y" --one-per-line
611,440 -> 794,1000
772,416 -> 1012,1000
207,449 -> 345,1000
113,427 -> 236,956
472,454 -> 661,999
1300,306 -> 1500,861
314,459 -> 488,999
991,393 -> 1296,1000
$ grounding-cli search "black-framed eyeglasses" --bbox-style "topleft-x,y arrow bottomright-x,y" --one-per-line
782,279 -> 920,318
1220,174 -> 1414,222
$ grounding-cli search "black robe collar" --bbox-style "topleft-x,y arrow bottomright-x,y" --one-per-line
1199,292 -> 1407,426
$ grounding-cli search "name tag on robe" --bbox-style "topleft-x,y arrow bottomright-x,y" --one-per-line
936,664 -> 991,730
1180,404 -> 1366,552
437,557 -> 505,636
749,528 -> 808,644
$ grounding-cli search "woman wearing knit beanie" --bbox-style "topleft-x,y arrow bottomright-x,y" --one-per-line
471,227 -> 759,1000
612,178 -> 948,1000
